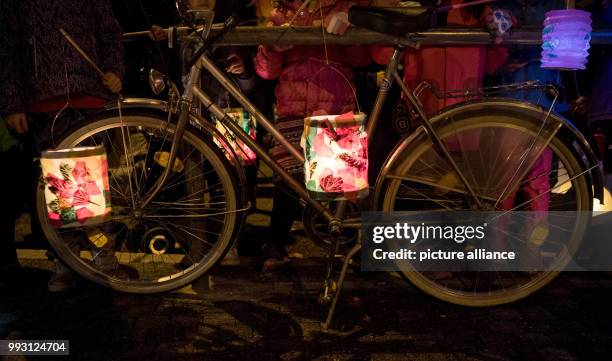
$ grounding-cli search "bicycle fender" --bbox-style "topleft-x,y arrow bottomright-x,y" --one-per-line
374,98 -> 604,207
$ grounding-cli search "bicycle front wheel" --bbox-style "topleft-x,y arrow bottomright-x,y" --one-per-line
378,101 -> 592,306
36,109 -> 243,293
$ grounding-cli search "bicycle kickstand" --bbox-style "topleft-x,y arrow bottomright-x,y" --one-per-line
321,237 -> 362,330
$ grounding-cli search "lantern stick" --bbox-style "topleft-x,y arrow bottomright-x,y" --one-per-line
437,0 -> 497,13
59,28 -> 124,99
59,28 -> 105,78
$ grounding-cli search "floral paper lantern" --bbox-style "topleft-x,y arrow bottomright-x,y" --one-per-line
302,113 -> 368,200
541,9 -> 592,70
214,108 -> 257,165
41,146 -> 112,228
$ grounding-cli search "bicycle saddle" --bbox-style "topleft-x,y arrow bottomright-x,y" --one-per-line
348,6 -> 434,37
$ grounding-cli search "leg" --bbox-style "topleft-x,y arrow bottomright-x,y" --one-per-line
0,147 -> 20,269
261,180 -> 302,271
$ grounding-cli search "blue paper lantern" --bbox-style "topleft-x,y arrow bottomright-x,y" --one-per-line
541,9 -> 592,70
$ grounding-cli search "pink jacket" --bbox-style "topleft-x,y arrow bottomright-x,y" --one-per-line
255,45 -> 370,117
254,0 -> 370,118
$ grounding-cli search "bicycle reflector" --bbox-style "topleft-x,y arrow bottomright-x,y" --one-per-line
41,146 -> 112,228
541,9 -> 592,70
302,113 -> 368,201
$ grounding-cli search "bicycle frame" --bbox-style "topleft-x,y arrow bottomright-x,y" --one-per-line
140,44 -> 489,229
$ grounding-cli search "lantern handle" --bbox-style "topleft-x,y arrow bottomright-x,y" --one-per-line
321,118 -> 339,140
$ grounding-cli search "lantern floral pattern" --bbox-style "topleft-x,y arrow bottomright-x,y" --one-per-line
302,113 -> 368,200
41,146 -> 112,228
214,107 -> 257,165
541,9 -> 592,70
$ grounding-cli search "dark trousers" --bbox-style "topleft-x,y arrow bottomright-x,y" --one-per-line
267,179 -> 302,256
0,146 -> 22,267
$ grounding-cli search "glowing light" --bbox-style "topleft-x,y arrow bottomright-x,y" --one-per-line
302,113 -> 368,200
41,146 -> 112,228
541,9 -> 592,70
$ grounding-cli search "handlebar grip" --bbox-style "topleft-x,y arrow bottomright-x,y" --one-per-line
184,14 -> 239,70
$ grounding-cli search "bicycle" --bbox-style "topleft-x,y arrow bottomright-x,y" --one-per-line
37,7 -> 604,326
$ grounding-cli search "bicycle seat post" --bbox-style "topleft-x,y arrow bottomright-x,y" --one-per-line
366,45 -> 405,145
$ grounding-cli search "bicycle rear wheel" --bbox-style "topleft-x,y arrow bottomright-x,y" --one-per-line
36,109 -> 243,293
378,102 -> 592,306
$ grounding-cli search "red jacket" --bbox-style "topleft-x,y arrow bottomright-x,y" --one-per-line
370,0 -> 508,115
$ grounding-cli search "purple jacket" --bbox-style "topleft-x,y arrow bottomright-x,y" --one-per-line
0,0 -> 124,117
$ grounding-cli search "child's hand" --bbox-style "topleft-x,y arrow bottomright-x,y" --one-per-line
149,25 -> 167,42
269,8 -> 294,26
226,53 -> 246,75
324,11 -> 350,35
485,8 -> 514,44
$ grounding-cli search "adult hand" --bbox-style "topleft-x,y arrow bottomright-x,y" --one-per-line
149,25 -> 168,42
226,53 -> 246,75
5,113 -> 28,134
102,72 -> 122,94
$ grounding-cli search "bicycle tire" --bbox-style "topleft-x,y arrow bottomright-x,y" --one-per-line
377,102 -> 592,306
36,109 -> 243,293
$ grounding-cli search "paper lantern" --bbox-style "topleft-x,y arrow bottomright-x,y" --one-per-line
41,146 -> 112,228
214,108 -> 257,165
302,113 -> 368,200
541,9 -> 592,70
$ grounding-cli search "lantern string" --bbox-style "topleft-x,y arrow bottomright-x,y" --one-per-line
572,71 -> 581,97
318,0 -> 330,66
314,0 -> 362,114
50,63 -> 78,149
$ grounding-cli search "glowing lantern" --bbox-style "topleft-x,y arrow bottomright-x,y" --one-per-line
214,108 -> 257,165
41,146 -> 112,228
302,113 -> 368,200
541,9 -> 592,70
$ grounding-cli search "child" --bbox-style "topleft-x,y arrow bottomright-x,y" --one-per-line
254,0 -> 370,271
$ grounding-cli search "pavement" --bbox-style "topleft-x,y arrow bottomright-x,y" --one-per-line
2,254 -> 612,360
2,174 -> 612,361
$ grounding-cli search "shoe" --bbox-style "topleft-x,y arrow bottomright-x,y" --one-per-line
93,250 -> 129,279
48,260 -> 77,292
262,257 -> 291,273
93,250 -> 120,272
